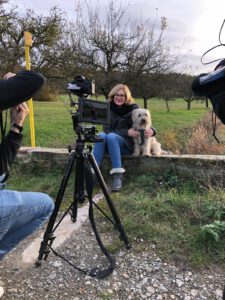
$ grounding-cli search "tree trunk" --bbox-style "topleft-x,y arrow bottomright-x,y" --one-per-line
165,99 -> 170,112
144,97 -> 148,109
187,101 -> 191,110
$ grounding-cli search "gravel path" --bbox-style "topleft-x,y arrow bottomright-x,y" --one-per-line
0,194 -> 225,300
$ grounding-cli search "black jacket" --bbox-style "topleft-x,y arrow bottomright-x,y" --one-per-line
0,130 -> 22,178
0,69 -> 44,179
103,101 -> 139,152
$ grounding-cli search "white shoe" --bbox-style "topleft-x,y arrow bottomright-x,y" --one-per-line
0,286 -> 4,298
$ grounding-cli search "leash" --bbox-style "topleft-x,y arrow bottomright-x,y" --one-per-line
137,129 -> 145,146
211,110 -> 220,143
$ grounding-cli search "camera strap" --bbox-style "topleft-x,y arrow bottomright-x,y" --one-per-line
46,162 -> 116,279
0,111 -> 10,178
211,110 -> 220,144
85,164 -> 116,278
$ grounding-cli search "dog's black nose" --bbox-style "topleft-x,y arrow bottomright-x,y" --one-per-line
140,119 -> 146,125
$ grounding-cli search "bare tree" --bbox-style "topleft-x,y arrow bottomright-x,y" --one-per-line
0,0 -> 177,101
68,0 -> 176,98
156,73 -> 180,111
176,74 -> 196,110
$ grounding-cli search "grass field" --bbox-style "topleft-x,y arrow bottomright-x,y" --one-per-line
20,97 -> 211,149
6,97 -> 225,268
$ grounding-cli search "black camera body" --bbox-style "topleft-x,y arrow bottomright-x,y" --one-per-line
67,76 -> 110,130
67,75 -> 95,97
192,64 -> 225,124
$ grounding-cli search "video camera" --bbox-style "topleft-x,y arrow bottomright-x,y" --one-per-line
67,75 -> 110,126
192,61 -> 225,124
67,75 -> 95,98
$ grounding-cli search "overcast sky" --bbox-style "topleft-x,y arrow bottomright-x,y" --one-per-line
8,0 -> 225,74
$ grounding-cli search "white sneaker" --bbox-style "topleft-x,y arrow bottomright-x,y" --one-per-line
0,286 -> 4,298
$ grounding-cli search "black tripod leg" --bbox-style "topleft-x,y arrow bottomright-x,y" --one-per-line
36,152 -> 77,266
87,152 -> 131,249
70,153 -> 85,222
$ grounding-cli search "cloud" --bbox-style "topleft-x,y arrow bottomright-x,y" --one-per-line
8,0 -> 225,74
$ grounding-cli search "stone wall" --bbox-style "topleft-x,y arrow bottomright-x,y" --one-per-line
18,147 -> 225,185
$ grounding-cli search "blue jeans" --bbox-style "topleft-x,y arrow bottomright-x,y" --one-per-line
0,190 -> 54,259
93,132 -> 132,171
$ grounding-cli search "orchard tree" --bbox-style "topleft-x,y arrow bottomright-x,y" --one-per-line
0,3 -> 66,76
125,15 -> 176,107
157,73 -> 180,111
176,74 -> 196,110
68,0 -> 176,98
129,73 -> 161,109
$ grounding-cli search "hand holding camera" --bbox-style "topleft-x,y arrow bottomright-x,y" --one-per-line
10,102 -> 29,133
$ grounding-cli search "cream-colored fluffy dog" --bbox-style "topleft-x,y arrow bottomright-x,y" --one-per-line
132,108 -> 166,156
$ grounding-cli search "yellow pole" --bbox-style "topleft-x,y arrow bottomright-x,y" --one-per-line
24,31 -> 36,147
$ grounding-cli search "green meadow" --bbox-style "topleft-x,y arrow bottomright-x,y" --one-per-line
21,97 -> 210,148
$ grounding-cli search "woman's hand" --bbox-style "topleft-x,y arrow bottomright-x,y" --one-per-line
145,128 -> 155,138
128,128 -> 139,138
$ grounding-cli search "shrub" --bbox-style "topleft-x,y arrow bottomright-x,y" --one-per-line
186,112 -> 225,154
33,85 -> 58,102
160,130 -> 182,154
200,221 -> 225,243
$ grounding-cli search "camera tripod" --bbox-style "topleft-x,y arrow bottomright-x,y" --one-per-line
36,115 -> 130,278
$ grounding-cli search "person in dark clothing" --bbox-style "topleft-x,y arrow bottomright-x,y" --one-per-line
0,71 -> 54,270
93,84 -> 156,191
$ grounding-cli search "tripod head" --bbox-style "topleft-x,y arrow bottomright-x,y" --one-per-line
71,112 -> 102,144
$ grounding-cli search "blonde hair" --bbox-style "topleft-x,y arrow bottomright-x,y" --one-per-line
108,84 -> 134,104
